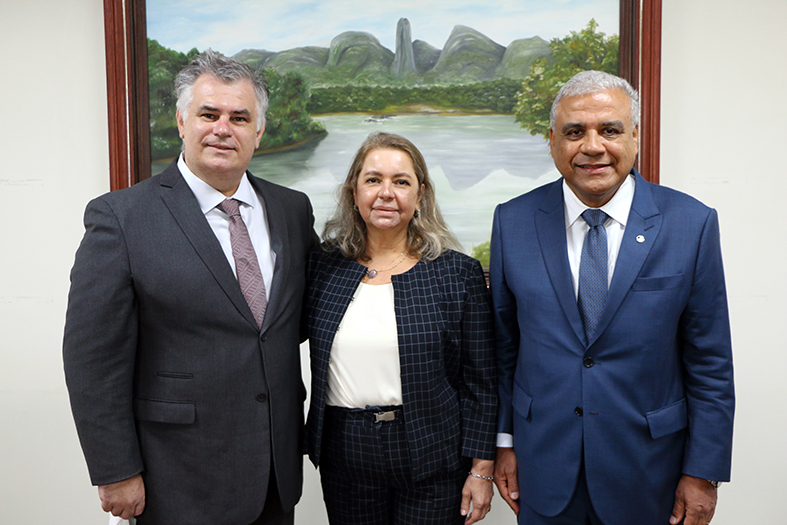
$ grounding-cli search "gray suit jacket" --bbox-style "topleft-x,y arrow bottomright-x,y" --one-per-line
63,161 -> 317,524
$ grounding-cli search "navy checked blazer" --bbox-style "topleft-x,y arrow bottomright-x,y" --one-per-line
305,247 -> 497,481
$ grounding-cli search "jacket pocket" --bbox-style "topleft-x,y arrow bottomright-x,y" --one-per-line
631,273 -> 685,292
156,371 -> 193,379
134,397 -> 195,424
646,398 -> 688,439
512,383 -> 533,420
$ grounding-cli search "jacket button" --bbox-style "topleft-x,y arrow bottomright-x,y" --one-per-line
575,406 -> 583,417
256,393 -> 268,403
583,357 -> 594,368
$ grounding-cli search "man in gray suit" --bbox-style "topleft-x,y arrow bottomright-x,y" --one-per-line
64,50 -> 317,524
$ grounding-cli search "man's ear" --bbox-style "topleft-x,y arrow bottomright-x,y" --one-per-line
176,109 -> 186,139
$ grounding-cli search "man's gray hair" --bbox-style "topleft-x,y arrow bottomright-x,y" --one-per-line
550,70 -> 640,131
175,49 -> 269,131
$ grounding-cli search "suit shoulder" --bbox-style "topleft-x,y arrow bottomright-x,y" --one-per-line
430,250 -> 484,280
310,246 -> 345,267
642,179 -> 715,215
86,174 -> 164,217
249,174 -> 311,206
434,249 -> 480,269
308,246 -> 357,277
497,178 -> 560,212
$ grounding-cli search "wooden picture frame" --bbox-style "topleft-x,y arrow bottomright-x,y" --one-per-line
102,0 -> 661,191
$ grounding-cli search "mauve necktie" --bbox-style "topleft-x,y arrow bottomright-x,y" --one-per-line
577,209 -> 609,342
219,198 -> 267,329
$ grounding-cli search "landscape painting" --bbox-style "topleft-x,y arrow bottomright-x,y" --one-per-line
146,0 -> 620,259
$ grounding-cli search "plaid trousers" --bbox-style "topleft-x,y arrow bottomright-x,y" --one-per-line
319,406 -> 469,525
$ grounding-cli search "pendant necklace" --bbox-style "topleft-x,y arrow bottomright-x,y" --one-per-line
366,252 -> 407,279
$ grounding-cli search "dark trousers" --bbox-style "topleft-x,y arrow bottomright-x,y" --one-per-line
319,405 -> 468,525
519,462 -> 604,525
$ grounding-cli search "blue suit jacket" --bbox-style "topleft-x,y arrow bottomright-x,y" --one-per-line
305,248 -> 498,481
490,171 -> 734,525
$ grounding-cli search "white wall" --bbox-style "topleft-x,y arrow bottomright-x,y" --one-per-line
660,0 -> 787,522
0,0 -> 783,523
0,0 -> 111,523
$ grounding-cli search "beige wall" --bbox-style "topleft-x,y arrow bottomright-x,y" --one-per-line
0,0 -> 783,522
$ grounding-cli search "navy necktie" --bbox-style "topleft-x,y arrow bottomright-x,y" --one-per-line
578,209 -> 609,342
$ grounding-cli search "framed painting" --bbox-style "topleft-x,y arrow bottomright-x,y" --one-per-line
103,0 -> 661,254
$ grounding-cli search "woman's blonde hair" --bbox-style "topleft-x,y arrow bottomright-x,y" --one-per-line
322,132 -> 461,261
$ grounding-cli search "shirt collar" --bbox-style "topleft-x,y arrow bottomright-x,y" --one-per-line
177,154 -> 256,214
563,172 -> 635,228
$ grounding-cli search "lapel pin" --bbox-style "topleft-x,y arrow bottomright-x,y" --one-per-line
636,235 -> 645,243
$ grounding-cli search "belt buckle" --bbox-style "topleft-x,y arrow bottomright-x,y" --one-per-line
374,410 -> 396,423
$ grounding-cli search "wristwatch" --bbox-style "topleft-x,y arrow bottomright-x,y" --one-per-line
707,480 -> 722,489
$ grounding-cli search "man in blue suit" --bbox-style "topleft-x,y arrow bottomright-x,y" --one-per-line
490,71 -> 734,525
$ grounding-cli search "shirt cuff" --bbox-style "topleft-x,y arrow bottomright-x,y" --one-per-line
497,433 -> 514,448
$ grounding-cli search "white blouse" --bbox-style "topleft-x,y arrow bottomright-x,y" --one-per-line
325,282 -> 403,408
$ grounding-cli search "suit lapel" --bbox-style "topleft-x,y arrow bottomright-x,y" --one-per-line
158,165 -> 258,329
250,174 -> 288,334
535,180 -> 586,346
590,171 -> 662,346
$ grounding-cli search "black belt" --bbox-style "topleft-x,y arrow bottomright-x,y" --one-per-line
325,404 -> 404,423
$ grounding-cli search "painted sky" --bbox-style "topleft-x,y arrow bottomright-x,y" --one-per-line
147,0 -> 618,56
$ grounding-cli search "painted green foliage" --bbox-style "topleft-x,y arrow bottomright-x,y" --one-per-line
471,241 -> 491,268
258,67 -> 327,151
513,19 -> 619,139
306,79 -> 522,114
148,40 -> 198,160
147,40 -> 326,161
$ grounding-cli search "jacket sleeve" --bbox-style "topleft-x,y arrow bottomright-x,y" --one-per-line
679,208 -> 735,481
490,204 -> 520,436
63,197 -> 144,486
458,257 -> 498,460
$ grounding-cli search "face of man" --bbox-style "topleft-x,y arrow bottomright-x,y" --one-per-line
549,88 -> 638,208
176,74 -> 263,195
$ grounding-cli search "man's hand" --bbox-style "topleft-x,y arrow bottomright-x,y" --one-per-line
493,447 -> 519,515
98,473 -> 145,519
670,474 -> 717,525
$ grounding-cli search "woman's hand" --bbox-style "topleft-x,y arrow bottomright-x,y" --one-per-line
460,458 -> 495,524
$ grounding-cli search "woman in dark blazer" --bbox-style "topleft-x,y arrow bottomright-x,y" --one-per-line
305,132 -> 497,525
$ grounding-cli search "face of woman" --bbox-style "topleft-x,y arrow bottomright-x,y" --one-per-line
354,148 -> 423,236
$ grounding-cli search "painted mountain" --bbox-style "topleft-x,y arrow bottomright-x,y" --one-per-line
234,18 -> 550,86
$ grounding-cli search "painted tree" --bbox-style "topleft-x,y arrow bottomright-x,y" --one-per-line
513,19 -> 619,139
148,40 -> 199,160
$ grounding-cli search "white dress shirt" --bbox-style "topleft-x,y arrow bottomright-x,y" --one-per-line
497,174 -> 636,448
563,174 -> 635,298
178,155 -> 275,299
